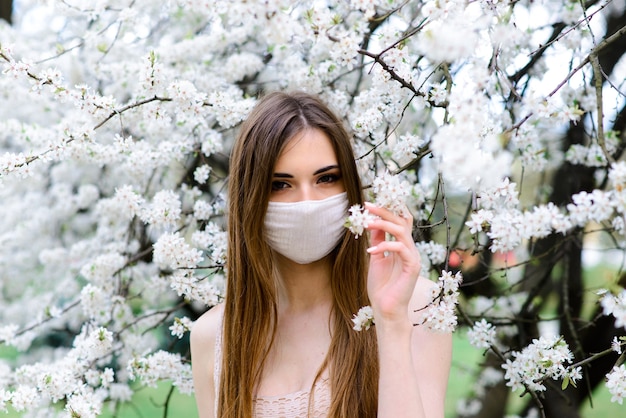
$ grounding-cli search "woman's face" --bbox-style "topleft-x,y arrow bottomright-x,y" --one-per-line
269,128 -> 345,203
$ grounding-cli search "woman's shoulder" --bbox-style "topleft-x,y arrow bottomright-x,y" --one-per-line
190,302 -> 224,349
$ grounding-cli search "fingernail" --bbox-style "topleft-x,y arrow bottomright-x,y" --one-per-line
367,246 -> 377,253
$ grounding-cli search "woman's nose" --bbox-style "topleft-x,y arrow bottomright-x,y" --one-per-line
297,185 -> 321,202
298,186 -> 313,202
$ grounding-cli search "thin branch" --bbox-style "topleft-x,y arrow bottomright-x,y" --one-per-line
93,95 -> 171,130
3,300 -> 80,341
437,174 -> 452,271
162,384 -> 175,418
590,53 -> 613,164
358,50 -> 418,94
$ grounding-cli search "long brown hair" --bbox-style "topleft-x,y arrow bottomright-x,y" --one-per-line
219,91 -> 378,417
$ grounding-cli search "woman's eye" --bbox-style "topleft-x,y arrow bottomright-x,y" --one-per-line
318,174 -> 340,184
271,181 -> 290,191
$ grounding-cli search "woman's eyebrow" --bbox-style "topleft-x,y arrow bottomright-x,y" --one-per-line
273,172 -> 293,178
313,165 -> 340,175
273,165 -> 339,178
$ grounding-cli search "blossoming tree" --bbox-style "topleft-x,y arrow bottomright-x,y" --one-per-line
0,0 -> 625,417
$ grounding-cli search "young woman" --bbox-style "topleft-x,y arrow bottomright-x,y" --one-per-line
190,91 -> 452,418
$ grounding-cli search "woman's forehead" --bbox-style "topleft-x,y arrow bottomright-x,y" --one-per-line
274,129 -> 338,172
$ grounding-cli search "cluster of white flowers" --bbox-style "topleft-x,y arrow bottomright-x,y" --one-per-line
192,222 -> 228,266
415,240 -> 447,266
73,326 -> 114,361
609,161 -> 626,191
565,132 -> 619,168
417,11 -> 479,63
611,336 -> 624,354
345,171 -> 413,238
502,335 -> 581,392
606,364 -> 626,404
467,178 -> 576,252
370,171 -> 412,217
351,306 -> 375,331
127,350 -> 193,395
153,232 -> 204,270
345,204 -> 377,238
329,33 -> 361,70
420,271 -> 463,333
430,123 -> 513,192
599,289 -> 626,329
140,190 -> 183,229
194,164 -> 212,185
467,319 -> 497,349
170,270 -> 222,305
567,190 -> 614,227
476,178 -> 519,210
80,284 -> 111,323
170,317 -> 194,339
391,134 -> 424,166
80,252 -> 127,286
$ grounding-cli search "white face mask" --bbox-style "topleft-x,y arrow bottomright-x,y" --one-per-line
264,192 -> 348,264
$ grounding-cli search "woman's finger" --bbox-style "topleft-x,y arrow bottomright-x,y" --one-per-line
368,239 -> 420,265
366,217 -> 414,248
364,202 -> 413,225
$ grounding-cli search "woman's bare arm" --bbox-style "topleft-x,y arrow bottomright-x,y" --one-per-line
365,203 -> 452,418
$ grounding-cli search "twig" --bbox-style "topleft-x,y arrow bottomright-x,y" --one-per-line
438,173 -> 452,271
162,384 -> 175,418
590,53 -> 613,164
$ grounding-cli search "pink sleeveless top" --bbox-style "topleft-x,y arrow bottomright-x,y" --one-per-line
214,319 -> 332,417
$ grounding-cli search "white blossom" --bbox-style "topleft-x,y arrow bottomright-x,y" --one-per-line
352,306 -> 374,331
611,336 -> 623,354
329,33 -> 361,70
140,190 -> 183,229
170,317 -> 193,339
417,13 -> 479,63
10,385 -> 40,412
415,241 -> 447,265
370,171 -> 412,217
419,271 -> 462,333
345,204 -> 377,238
600,289 -> 626,329
80,252 -> 127,285
467,319 -> 497,349
606,364 -> 626,404
502,335 -> 579,392
0,389 -> 10,413
153,232 -> 204,270
194,164 -> 212,185
80,284 -> 111,322
193,200 -> 213,220
65,390 -> 103,418
127,350 -> 193,394
391,134 -> 423,166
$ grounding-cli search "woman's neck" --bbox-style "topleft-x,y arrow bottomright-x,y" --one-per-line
274,254 -> 334,314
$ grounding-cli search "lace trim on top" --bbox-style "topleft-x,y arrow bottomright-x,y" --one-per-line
253,377 -> 331,418
214,316 -> 331,417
